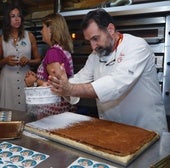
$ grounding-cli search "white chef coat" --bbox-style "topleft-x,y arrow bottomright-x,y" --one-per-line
69,34 -> 168,134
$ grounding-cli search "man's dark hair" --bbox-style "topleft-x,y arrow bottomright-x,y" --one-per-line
81,9 -> 115,31
2,4 -> 24,42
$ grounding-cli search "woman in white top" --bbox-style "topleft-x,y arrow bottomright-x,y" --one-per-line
0,4 -> 41,111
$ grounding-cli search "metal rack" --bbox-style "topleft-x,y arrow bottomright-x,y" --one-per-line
59,1 -> 170,18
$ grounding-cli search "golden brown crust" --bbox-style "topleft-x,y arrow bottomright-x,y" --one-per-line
0,121 -> 24,139
50,118 -> 157,156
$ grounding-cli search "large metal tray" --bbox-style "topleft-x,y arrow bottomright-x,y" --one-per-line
24,112 -> 159,166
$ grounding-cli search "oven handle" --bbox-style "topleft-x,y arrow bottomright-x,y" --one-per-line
145,37 -> 164,44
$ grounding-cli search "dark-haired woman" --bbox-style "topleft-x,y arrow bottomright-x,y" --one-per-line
0,5 -> 41,111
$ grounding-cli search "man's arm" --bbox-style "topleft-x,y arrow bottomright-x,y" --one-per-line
48,64 -> 97,98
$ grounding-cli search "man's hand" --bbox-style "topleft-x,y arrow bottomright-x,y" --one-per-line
48,64 -> 72,96
48,64 -> 97,99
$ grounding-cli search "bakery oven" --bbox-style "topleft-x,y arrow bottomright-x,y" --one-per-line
116,15 -> 170,115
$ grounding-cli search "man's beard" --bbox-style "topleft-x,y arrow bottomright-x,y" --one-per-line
95,46 -> 113,57
95,37 -> 114,57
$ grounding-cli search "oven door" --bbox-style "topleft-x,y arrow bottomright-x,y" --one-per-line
117,26 -> 164,44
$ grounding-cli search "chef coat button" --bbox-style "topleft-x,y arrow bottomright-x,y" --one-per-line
18,87 -> 20,89
18,102 -> 20,104
17,79 -> 19,82
17,71 -> 19,74
18,95 -> 20,97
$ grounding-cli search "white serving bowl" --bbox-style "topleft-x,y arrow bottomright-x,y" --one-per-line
24,86 -> 61,105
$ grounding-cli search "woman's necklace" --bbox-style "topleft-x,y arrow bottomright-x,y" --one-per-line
10,33 -> 18,42
11,35 -> 18,46
13,38 -> 18,42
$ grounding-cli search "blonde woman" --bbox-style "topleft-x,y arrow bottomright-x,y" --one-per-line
25,13 -> 76,119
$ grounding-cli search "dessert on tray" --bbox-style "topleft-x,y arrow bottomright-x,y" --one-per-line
25,112 -> 159,166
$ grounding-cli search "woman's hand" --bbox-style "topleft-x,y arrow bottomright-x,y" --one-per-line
41,81 -> 49,87
25,71 -> 37,87
25,70 -> 36,77
5,55 -> 19,66
19,56 -> 29,67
